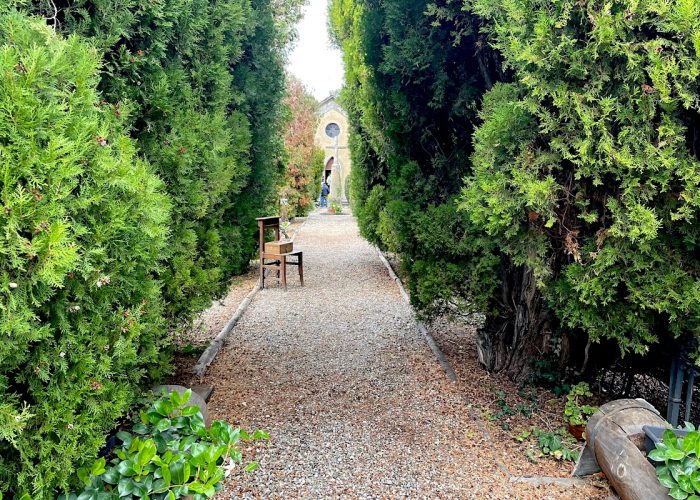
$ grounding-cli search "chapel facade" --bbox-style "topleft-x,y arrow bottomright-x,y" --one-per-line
315,94 -> 351,204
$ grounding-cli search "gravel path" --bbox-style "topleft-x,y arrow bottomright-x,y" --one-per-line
187,211 -> 608,499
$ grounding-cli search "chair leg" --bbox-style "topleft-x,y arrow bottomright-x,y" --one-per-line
298,254 -> 304,286
260,258 -> 265,289
281,257 -> 287,291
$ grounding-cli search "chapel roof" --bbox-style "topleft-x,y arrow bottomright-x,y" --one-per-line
318,92 -> 347,117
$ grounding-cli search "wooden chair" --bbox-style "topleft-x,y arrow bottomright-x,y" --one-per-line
256,216 -> 304,291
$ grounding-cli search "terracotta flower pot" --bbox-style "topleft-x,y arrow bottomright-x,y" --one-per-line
568,422 -> 586,441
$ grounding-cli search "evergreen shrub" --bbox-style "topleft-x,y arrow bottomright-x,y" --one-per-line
465,0 -> 700,359
0,13 -> 170,495
335,0 -> 700,379
60,0 -> 256,322
23,0 -> 304,323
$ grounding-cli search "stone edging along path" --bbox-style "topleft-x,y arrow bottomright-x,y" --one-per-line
374,247 -> 458,382
193,282 -> 260,378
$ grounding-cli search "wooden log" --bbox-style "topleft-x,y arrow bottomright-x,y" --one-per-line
574,398 -> 670,500
593,416 -> 667,500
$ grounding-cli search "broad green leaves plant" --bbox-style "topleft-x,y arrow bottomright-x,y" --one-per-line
61,391 -> 268,500
516,427 -> 580,462
563,383 -> 597,427
649,426 -> 700,500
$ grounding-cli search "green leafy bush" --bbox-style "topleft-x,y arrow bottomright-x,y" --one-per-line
0,12 -> 169,495
649,426 -> 700,499
486,389 -> 536,429
63,390 -> 267,500
516,427 -> 579,462
76,0 -> 263,322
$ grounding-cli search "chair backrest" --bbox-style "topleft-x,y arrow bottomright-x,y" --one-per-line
256,216 -> 280,255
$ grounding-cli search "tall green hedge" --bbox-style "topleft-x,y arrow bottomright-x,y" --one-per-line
329,0 -> 499,320
464,0 -> 700,365
1,0 -> 301,495
221,0 -> 299,275
23,0 -> 301,323
332,0 -> 700,380
0,13 -> 169,494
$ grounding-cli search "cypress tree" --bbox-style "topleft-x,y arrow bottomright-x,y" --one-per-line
463,0 -> 700,377
23,0 -> 304,322
329,0 -> 499,320
0,12 -> 169,494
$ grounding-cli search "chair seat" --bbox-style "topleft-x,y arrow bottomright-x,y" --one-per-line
260,250 -> 303,290
262,250 -> 302,258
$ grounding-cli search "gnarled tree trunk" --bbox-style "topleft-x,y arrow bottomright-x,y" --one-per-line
475,255 -> 557,382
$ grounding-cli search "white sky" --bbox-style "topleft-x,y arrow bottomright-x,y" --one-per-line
287,0 -> 345,101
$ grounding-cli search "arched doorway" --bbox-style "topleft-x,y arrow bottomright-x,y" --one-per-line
325,157 -> 334,182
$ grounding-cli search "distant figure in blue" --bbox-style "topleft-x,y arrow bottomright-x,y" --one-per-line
320,179 -> 330,207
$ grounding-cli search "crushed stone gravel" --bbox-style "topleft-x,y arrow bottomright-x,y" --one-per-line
174,211 -> 613,499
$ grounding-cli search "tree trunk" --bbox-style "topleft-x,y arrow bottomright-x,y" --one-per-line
475,255 -> 554,382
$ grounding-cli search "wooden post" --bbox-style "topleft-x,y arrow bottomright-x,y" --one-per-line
668,357 -> 684,426
281,257 -> 287,291
258,218 -> 265,286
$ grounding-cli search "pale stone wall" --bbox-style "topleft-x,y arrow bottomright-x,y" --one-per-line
315,97 -> 351,203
